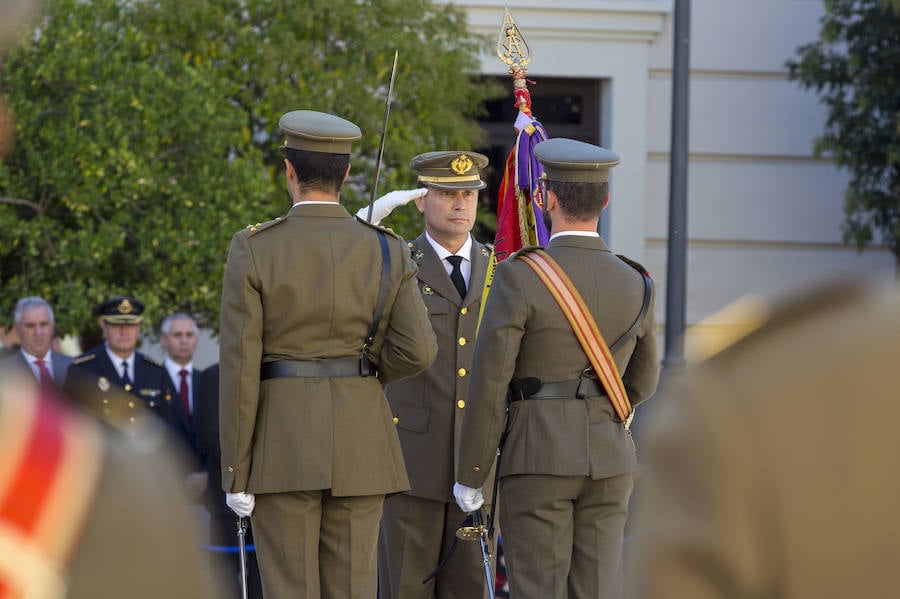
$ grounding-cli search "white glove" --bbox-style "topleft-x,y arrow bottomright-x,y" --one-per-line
355,188 -> 426,225
453,482 -> 485,512
225,491 -> 255,517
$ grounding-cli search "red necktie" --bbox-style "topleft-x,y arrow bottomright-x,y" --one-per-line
179,369 -> 191,420
34,358 -> 53,386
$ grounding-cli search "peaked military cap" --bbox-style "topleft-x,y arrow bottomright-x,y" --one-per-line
96,295 -> 144,325
534,138 -> 620,183
279,110 -> 362,154
410,151 -> 488,190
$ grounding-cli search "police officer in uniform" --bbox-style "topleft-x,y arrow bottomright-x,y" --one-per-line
455,139 -> 660,599
218,110 -> 437,599
64,295 -> 188,445
378,151 -> 497,599
630,280 -> 900,599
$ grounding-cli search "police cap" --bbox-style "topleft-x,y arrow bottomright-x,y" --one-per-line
534,138 -> 620,183
96,295 -> 144,325
410,151 -> 488,190
278,110 -> 361,154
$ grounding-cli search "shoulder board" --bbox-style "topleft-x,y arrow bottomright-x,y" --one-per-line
138,354 -> 163,368
616,254 -> 650,277
509,245 -> 542,260
354,216 -> 401,240
695,278 -> 867,363
245,215 -> 286,235
72,353 -> 97,365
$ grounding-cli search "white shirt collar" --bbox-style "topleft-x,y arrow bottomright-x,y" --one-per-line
104,344 -> 134,376
164,357 -> 193,381
424,231 -> 473,262
549,230 -> 600,242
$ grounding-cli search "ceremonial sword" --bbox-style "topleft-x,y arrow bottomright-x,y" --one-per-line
366,50 -> 399,224
456,508 -> 496,599
237,516 -> 249,599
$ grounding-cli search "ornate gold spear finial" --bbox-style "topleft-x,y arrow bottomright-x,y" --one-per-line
497,7 -> 533,116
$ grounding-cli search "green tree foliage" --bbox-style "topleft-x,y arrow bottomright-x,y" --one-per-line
786,0 -> 900,272
138,0 -> 499,232
0,0 -> 498,340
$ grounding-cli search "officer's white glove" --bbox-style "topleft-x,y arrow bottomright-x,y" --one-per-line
453,482 -> 485,513
225,491 -> 255,517
355,188 -> 426,225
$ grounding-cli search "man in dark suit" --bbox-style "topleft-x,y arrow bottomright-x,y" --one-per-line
0,296 -> 72,387
377,151 -> 497,599
218,109 -> 437,598
64,295 -> 190,449
160,312 -> 207,496
455,139 -> 660,599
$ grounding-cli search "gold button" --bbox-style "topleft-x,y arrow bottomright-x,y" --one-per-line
102,398 -> 109,405
458,337 -> 466,346
473,466 -> 481,472
228,466 -> 235,473
124,384 -> 132,391
457,400 -> 465,409
460,307 -> 468,315
128,401 -> 135,408
129,416 -> 136,423
392,417 -> 399,424
457,368 -> 467,377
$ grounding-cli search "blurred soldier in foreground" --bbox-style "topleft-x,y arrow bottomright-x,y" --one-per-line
218,109 -> 437,598
0,367 -> 221,597
377,151 -> 497,599
455,138 -> 659,598
630,280 -> 900,599
0,296 -> 72,387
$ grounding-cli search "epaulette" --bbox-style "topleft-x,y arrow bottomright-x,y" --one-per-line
72,353 -> 97,365
244,215 -> 286,235
616,254 -> 650,277
694,278 -> 867,364
509,245 -> 542,260
355,216 -> 401,240
139,354 -> 163,368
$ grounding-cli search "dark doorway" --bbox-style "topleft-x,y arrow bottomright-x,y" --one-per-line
474,76 -> 602,240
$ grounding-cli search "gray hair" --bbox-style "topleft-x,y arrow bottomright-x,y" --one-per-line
14,297 -> 55,325
160,313 -> 199,336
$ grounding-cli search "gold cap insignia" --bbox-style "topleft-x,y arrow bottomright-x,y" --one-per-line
117,299 -> 133,314
451,154 -> 474,175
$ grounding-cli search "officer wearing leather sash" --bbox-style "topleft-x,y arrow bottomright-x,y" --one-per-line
455,139 -> 660,599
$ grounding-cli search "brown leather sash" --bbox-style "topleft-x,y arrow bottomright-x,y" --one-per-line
517,249 -> 633,424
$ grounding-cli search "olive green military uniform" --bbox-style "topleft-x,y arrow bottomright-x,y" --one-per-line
219,111 -> 437,599
630,281 -> 900,599
457,139 -> 660,599
379,232 -> 496,598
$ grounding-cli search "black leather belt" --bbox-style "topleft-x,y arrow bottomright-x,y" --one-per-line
508,378 -> 604,402
260,358 -> 375,380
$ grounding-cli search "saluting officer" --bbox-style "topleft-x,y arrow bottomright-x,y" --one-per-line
64,295 -> 188,444
218,109 -> 437,599
378,151 -> 497,599
454,139 -> 660,599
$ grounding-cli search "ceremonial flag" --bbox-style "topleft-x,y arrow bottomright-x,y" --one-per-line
478,9 -> 550,329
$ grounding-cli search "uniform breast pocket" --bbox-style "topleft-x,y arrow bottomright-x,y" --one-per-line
424,295 -> 449,316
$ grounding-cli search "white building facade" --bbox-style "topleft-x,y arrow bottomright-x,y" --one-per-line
444,0 -> 896,359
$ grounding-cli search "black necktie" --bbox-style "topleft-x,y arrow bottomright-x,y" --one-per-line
446,255 -> 467,299
121,360 -> 132,387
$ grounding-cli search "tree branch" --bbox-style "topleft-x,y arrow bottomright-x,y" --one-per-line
0,196 -> 42,213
